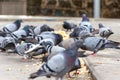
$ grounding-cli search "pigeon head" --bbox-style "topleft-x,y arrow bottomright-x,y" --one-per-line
98,23 -> 105,28
0,30 -> 7,37
69,27 -> 82,38
82,14 -> 89,22
22,25 -> 31,36
40,41 -> 53,49
14,19 -> 23,23
54,33 -> 63,45
14,19 -> 23,25
4,43 -> 15,50
69,32 -> 75,38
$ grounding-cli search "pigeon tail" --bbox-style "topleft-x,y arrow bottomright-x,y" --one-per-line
29,69 -> 47,79
104,40 -> 120,49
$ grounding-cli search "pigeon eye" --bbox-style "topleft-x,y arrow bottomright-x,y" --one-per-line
29,45 -> 33,48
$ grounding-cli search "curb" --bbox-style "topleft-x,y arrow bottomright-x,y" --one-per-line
84,57 -> 103,80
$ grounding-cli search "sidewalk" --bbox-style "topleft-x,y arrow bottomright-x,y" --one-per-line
0,16 -> 120,80
85,48 -> 120,80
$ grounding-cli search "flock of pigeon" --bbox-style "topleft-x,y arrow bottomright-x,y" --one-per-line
0,14 -> 120,80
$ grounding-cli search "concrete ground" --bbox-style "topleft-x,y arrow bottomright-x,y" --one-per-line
0,16 -> 120,80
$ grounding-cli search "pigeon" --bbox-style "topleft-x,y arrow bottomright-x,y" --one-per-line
33,24 -> 54,35
21,32 -> 63,55
35,32 -> 63,45
79,36 -> 120,55
22,30 -> 62,45
16,43 -> 33,56
40,41 -> 82,76
31,47 -> 47,57
99,23 -> 114,39
58,38 -> 87,57
2,19 -> 23,33
29,41 -> 83,80
8,25 -> 33,41
40,41 -> 65,60
0,30 -> 7,37
63,21 -> 77,31
69,27 -> 92,39
24,38 -> 57,58
0,36 -> 16,51
79,14 -> 94,33
15,42 -> 43,59
59,38 -> 77,49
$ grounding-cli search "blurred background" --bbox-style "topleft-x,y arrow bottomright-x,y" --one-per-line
0,0 -> 119,18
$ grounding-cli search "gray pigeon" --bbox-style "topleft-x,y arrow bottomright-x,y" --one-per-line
0,36 -> 16,51
40,41 -> 65,60
80,36 -> 120,55
16,43 -> 33,56
69,27 -> 92,39
35,32 -> 63,45
40,41 -> 82,77
15,42 -> 43,59
29,41 -> 83,80
79,14 -> 94,33
2,19 -> 22,33
99,23 -> 114,39
22,32 -> 63,57
7,25 -> 33,41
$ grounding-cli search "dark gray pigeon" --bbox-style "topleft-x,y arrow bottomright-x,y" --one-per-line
99,23 -> 114,39
29,41 -> 83,80
79,36 -> 120,55
63,21 -> 77,31
2,19 -> 22,33
33,24 -> 54,35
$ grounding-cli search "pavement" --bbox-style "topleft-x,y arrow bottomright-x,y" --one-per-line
0,16 -> 120,80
